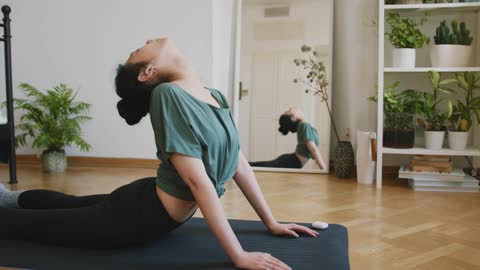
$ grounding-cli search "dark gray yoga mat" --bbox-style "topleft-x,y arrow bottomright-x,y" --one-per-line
0,218 -> 350,270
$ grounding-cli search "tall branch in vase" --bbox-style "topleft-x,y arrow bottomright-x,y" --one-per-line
293,45 -> 340,142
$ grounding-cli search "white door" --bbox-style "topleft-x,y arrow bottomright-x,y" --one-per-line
249,51 -> 307,162
249,53 -> 277,161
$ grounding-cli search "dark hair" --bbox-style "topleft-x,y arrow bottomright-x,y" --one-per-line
278,114 -> 299,135
115,63 -> 155,125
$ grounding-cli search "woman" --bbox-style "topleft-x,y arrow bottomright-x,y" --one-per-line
249,108 -> 327,170
0,38 -> 318,270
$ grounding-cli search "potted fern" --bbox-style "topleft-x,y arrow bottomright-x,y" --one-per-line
385,13 -> 430,68
447,72 -> 480,150
417,71 -> 456,150
431,20 -> 474,67
14,83 -> 92,173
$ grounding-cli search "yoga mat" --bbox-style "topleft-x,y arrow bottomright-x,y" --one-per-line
0,218 -> 350,270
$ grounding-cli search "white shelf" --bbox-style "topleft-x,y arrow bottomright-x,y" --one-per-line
376,0 -> 480,189
384,2 -> 480,12
384,67 -> 480,73
383,146 -> 480,156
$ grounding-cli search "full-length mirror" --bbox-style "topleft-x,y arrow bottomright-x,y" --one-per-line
235,0 -> 333,173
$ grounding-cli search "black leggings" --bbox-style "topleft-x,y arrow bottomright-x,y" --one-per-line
249,153 -> 303,169
0,177 -> 185,249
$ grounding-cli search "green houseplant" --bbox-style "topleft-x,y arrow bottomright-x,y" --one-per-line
293,45 -> 354,178
431,20 -> 474,67
369,81 -> 422,148
447,72 -> 480,149
14,83 -> 92,172
385,13 -> 430,68
417,71 -> 456,149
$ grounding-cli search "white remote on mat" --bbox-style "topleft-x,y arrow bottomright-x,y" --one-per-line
312,221 -> 328,230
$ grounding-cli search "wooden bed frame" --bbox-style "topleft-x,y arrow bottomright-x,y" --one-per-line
1,5 -> 17,184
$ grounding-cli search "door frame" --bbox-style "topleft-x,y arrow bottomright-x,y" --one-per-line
231,0 -> 242,126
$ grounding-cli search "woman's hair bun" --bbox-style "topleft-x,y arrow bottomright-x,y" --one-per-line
116,99 -> 148,126
115,64 -> 154,125
278,114 -> 298,135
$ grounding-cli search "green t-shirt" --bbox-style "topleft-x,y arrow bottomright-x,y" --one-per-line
149,83 -> 240,201
295,122 -> 319,159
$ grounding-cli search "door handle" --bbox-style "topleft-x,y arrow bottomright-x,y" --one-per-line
239,81 -> 243,101
239,81 -> 249,101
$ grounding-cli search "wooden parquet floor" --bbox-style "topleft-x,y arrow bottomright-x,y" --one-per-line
1,164 -> 480,270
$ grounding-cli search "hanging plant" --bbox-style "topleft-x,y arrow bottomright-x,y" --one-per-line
293,45 -> 339,142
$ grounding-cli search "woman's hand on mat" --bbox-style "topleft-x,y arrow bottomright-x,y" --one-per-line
233,251 -> 291,270
268,222 -> 319,238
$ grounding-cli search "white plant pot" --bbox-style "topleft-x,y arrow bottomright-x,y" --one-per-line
392,48 -> 416,68
430,45 -> 472,67
448,131 -> 469,150
425,131 -> 445,150
355,131 -> 376,185
0,110 -> 7,124
42,150 -> 67,173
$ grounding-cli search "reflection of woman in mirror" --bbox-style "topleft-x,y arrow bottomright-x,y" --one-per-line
249,108 -> 327,170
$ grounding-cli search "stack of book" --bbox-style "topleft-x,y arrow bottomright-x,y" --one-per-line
409,155 -> 453,173
399,155 -> 479,192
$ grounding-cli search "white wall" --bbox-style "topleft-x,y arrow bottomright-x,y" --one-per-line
0,0 -> 234,158
332,0 -> 378,153
212,0 -> 235,102
3,0 -> 476,167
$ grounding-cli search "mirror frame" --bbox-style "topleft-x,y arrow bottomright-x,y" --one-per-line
231,0 -> 334,174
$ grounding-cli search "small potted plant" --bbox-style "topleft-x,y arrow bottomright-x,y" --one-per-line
14,83 -> 92,173
417,71 -> 456,149
447,72 -> 480,150
431,20 -> 474,67
369,82 -> 422,148
385,13 -> 430,68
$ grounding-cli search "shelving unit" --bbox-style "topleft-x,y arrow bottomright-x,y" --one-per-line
384,67 -> 480,72
381,2 -> 480,12
384,2 -> 480,12
376,1 -> 480,189
383,146 -> 480,156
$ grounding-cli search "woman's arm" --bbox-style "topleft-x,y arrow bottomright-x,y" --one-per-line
170,153 -> 291,270
233,152 -> 318,238
233,152 -> 276,229
306,140 -> 327,170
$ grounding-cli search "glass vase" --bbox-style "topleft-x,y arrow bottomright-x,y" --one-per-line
383,112 -> 415,148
